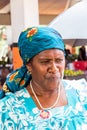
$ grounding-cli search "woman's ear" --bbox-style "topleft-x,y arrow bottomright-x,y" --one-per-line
26,62 -> 32,74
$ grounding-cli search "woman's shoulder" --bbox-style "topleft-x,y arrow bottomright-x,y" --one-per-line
0,88 -> 30,109
63,78 -> 87,96
63,78 -> 87,89
63,78 -> 87,110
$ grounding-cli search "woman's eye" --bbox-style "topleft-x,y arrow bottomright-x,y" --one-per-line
40,60 -> 49,64
56,59 -> 63,63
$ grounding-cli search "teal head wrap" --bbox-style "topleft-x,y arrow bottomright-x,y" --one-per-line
0,26 -> 65,98
18,27 -> 65,64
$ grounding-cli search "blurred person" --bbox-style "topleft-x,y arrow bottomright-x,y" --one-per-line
7,45 -> 13,64
78,46 -> 87,61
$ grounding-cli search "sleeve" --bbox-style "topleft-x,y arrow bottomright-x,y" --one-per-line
64,78 -> 87,111
0,96 -> 18,130
75,79 -> 87,111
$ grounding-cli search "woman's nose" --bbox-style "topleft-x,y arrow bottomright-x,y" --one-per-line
48,62 -> 58,73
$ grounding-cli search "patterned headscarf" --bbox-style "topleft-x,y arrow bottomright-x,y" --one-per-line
18,27 -> 65,64
0,26 -> 65,98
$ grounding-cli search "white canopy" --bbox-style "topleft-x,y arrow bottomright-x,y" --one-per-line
48,0 -> 87,39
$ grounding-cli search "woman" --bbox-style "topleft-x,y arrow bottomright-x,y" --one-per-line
0,27 -> 87,129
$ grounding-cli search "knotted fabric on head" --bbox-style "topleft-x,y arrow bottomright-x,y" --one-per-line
18,27 -> 65,64
0,26 -> 65,98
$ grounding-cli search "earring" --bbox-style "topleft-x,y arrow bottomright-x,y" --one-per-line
29,70 -> 32,75
27,70 -> 32,75
26,65 -> 32,75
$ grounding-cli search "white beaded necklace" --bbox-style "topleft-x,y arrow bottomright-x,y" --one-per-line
30,81 -> 61,110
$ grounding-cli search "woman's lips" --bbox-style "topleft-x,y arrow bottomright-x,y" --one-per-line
46,74 -> 61,80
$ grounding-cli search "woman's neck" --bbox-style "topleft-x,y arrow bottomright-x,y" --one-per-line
26,80 -> 68,109
31,80 -> 60,97
29,80 -> 61,110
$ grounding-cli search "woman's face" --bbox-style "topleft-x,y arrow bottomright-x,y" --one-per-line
27,49 -> 65,90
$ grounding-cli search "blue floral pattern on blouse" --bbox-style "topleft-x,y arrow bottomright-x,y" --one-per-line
0,79 -> 87,130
